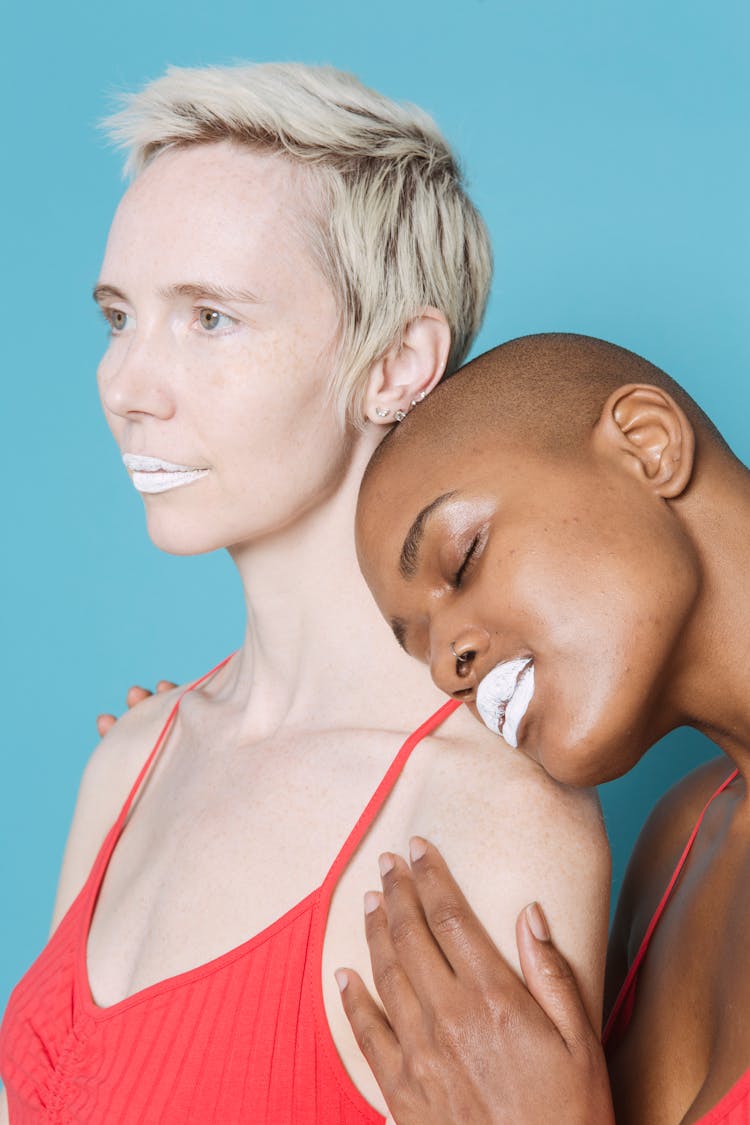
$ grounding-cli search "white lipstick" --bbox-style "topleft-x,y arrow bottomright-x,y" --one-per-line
476,657 -> 535,748
122,453 -> 209,495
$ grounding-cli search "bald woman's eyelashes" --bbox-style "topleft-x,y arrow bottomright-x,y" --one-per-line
452,532 -> 481,588
451,524 -> 489,589
391,617 -> 408,652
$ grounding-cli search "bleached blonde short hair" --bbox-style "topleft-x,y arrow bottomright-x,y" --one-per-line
104,63 -> 492,425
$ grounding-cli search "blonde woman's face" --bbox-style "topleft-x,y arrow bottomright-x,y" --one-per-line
95,141 -> 350,556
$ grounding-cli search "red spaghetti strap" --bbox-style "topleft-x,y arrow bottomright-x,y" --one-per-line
1,686 -> 458,1123
309,696 -> 462,1119
603,766 -> 739,1046
322,697 -> 462,892
114,653 -> 236,828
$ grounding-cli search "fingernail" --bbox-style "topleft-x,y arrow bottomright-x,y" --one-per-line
409,836 -> 427,863
334,969 -> 349,993
526,902 -> 550,942
378,852 -> 395,877
364,890 -> 381,915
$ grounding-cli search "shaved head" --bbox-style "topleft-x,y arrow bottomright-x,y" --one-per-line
354,330 -> 749,790
362,333 -> 728,494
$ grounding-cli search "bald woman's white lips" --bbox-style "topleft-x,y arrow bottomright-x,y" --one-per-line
476,657 -> 535,747
122,453 -> 209,494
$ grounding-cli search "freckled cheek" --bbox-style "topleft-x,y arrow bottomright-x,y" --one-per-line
180,346 -> 277,430
494,553 -> 617,655
210,329 -> 328,410
285,332 -> 338,411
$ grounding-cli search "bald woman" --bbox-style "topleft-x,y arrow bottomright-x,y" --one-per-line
343,333 -> 750,1125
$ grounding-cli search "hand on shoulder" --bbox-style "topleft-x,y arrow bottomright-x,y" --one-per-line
339,837 -> 614,1125
410,706 -> 611,1028
96,679 -> 177,738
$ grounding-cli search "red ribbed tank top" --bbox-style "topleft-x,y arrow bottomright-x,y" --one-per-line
0,659 -> 460,1123
604,767 -> 750,1124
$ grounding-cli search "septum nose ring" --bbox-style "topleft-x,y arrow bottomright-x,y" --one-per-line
450,642 -> 472,664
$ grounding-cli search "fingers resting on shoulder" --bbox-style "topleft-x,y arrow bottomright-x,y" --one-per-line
338,837 -> 614,1125
95,678 -> 177,738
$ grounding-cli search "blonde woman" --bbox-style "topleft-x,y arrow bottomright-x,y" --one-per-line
0,64 -> 608,1124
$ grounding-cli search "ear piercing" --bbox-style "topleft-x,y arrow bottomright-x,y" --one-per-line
375,406 -> 391,418
393,391 -> 428,424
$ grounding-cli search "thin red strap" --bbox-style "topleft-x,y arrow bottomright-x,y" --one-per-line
603,766 -> 739,1046
321,698 -> 462,892
114,654 -> 236,829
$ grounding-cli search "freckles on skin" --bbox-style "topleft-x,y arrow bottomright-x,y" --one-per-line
359,442 -> 700,788
103,142 -> 340,406
97,142 -> 349,555
101,143 -> 334,332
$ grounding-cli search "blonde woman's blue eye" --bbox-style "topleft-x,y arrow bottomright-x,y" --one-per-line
198,308 -> 232,331
107,309 -> 128,332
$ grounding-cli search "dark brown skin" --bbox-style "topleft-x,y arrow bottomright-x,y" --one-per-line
340,335 -> 750,1123
336,839 -> 614,1125
605,757 -> 750,1123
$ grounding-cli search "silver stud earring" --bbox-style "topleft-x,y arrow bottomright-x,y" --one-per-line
394,410 -> 407,422
375,406 -> 391,418
410,390 -> 427,408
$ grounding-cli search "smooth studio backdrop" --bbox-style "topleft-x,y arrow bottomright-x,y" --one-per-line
2,0 -> 748,1011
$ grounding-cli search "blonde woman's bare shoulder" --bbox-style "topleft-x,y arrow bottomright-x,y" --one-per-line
423,702 -> 604,838
49,684 -> 183,934
414,705 -> 610,1028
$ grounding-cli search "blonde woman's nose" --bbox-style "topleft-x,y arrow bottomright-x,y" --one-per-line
98,333 -> 176,422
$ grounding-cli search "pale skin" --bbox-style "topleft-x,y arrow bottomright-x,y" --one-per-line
339,349 -> 750,1124
0,148 -> 608,1121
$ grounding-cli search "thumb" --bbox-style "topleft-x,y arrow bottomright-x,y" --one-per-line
516,902 -> 598,1051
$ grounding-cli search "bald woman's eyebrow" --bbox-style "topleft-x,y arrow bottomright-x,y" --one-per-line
398,491 -> 458,578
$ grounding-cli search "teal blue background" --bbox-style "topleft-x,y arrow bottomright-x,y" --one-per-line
2,0 -> 748,1013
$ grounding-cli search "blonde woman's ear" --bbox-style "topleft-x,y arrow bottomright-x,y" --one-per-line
364,307 -> 451,425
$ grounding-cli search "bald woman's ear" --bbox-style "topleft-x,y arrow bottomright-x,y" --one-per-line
592,383 -> 696,499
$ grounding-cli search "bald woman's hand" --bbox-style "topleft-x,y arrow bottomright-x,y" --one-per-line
96,680 -> 177,738
338,839 -> 614,1125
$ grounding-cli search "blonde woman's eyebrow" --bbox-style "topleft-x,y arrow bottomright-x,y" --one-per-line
159,281 -> 262,305
92,283 -> 127,306
91,281 -> 262,307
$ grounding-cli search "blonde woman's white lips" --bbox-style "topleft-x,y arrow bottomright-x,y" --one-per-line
475,657 -> 535,748
122,453 -> 209,495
